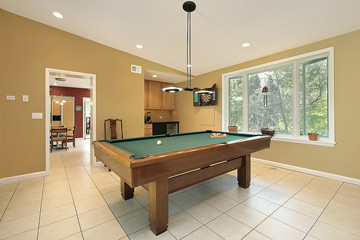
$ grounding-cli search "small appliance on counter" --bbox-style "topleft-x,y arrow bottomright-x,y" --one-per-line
145,112 -> 152,123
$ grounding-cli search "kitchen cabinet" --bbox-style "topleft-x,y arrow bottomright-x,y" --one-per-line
144,80 -> 149,110
144,124 -> 152,136
148,81 -> 162,110
162,83 -> 175,110
144,80 -> 175,111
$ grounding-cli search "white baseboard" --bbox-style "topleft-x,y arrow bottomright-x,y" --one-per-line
252,158 -> 360,186
0,171 -> 47,184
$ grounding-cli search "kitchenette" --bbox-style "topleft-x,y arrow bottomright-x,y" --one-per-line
144,79 -> 180,136
144,111 -> 179,136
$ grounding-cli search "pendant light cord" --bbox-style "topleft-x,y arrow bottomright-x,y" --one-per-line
189,12 -> 192,89
186,11 -> 192,89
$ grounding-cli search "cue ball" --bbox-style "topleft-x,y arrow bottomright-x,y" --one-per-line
157,140 -> 162,145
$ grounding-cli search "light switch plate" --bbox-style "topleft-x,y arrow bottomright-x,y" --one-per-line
23,95 -> 29,102
32,113 -> 43,119
6,96 -> 15,100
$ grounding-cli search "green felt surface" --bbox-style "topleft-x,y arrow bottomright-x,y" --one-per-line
105,131 -> 255,159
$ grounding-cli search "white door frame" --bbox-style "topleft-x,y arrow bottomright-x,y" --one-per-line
45,68 -> 97,173
83,97 -> 91,139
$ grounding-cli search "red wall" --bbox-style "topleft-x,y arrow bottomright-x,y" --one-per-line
50,87 -> 90,138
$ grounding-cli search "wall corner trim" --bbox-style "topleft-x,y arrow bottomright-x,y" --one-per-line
252,158 -> 360,186
0,171 -> 47,184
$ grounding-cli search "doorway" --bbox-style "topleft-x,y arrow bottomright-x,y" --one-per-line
83,97 -> 91,139
45,68 -> 97,174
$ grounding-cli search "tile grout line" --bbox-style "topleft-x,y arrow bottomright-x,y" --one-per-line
247,175 -> 341,239
36,173 -> 46,240
0,181 -> 19,223
173,166 -> 275,239
74,150 -> 134,238
250,172 -> 320,235
177,167 -> 276,240
235,168 -> 296,239
224,167 -> 325,239
61,151 -> 85,240
303,181 -> 344,239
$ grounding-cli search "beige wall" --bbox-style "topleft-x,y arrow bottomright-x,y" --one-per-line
0,10 -> 185,179
1,8 -> 360,180
173,30 -> 360,179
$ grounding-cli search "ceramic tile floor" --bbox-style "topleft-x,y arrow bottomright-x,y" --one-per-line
1,139 -> 360,239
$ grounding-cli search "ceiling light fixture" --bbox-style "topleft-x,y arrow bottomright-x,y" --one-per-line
242,42 -> 250,47
162,1 -> 196,93
136,44 -> 143,49
152,75 -> 158,78
53,12 -> 63,19
194,88 -> 213,94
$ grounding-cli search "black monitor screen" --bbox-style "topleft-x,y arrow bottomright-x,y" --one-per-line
52,115 -> 61,121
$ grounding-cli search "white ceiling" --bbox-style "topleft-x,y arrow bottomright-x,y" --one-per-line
2,0 -> 360,79
144,70 -> 191,84
49,72 -> 90,89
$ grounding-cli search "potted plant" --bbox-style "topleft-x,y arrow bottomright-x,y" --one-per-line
228,126 -> 238,132
261,128 -> 275,137
308,133 -> 318,141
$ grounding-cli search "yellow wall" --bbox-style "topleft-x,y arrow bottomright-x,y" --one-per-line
2,8 -> 360,180
0,10 -> 185,179
173,30 -> 360,179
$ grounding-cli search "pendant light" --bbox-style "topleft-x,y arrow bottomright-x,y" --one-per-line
162,1 -> 196,93
194,88 -> 213,94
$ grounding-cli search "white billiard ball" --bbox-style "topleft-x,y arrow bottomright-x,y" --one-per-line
157,140 -> 162,145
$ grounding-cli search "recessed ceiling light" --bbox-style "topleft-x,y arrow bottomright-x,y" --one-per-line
53,83 -> 57,86
53,12 -> 63,19
242,42 -> 250,48
136,44 -> 143,49
152,75 -> 157,78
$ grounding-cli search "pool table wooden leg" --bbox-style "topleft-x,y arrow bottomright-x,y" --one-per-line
238,154 -> 250,188
121,179 -> 134,200
149,178 -> 168,235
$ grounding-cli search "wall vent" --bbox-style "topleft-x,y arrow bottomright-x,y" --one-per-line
131,65 -> 142,74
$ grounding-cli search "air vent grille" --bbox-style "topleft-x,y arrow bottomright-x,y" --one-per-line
131,65 -> 142,74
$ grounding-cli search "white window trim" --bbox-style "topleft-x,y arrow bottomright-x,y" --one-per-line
222,47 -> 335,147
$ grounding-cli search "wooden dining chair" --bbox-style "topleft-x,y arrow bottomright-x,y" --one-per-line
50,128 -> 68,152
67,126 -> 77,148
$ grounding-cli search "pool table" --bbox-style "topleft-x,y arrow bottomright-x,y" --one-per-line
93,130 -> 271,235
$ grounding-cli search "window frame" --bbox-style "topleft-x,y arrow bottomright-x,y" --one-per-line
222,47 -> 335,147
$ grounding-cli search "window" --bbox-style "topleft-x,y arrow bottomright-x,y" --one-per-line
222,48 -> 334,146
300,57 -> 329,137
248,65 -> 294,134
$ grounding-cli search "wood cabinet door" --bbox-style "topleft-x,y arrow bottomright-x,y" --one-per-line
148,81 -> 162,110
144,80 -> 149,110
162,83 -> 175,110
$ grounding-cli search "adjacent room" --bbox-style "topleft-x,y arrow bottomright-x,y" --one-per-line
1,1 -> 360,239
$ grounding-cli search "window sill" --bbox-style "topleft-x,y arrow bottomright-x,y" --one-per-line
270,135 -> 335,147
237,131 -> 335,147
